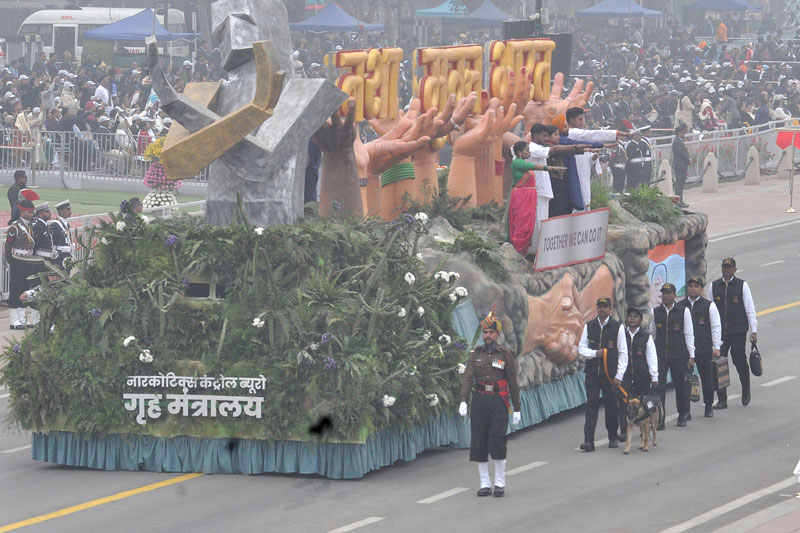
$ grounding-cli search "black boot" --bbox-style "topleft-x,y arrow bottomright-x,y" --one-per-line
704,405 -> 714,417
742,384 -> 751,406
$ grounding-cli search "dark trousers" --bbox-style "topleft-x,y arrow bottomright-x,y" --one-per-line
674,167 -> 688,200
584,368 -> 619,443
626,167 -> 643,189
611,168 -> 627,193
469,393 -> 509,462
658,357 -> 690,419
695,357 -> 715,406
549,177 -> 570,217
7,259 -> 39,308
717,332 -> 749,402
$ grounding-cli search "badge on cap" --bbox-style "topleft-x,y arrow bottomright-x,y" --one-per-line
721,257 -> 736,267
660,283 -> 676,293
596,297 -> 612,306
687,276 -> 704,286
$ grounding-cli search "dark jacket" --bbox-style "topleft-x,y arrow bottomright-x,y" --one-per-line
672,136 -> 691,174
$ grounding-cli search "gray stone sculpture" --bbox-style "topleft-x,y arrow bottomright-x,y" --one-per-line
148,0 -> 347,227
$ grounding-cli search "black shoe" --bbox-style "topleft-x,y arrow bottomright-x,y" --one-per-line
477,487 -> 492,497
493,486 -> 505,497
686,412 -> 692,421
657,421 -> 665,431
677,201 -> 689,208
742,392 -> 751,406
704,405 -> 714,417
579,442 -> 595,452
608,440 -> 619,449
677,415 -> 687,427
713,401 -> 727,409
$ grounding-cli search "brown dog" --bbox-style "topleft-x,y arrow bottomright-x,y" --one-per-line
624,397 -> 659,454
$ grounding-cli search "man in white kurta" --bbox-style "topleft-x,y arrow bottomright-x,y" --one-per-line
565,107 -> 628,211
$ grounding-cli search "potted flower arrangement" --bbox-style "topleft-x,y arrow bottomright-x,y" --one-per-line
142,137 -> 182,208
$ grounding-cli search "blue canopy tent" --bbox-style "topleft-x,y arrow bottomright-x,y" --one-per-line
415,0 -> 463,18
460,0 -> 511,27
684,0 -> 762,10
289,3 -> 384,31
576,0 -> 663,18
83,9 -> 200,41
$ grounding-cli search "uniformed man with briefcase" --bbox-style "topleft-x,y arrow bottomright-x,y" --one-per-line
682,277 -> 722,418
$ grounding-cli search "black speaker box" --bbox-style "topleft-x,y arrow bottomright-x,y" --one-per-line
502,20 -> 538,40
546,33 -> 573,84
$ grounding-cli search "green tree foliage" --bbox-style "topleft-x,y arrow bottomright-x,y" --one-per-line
1,213 -> 472,442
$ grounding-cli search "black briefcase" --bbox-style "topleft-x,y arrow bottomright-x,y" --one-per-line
711,356 -> 730,391
750,342 -> 764,377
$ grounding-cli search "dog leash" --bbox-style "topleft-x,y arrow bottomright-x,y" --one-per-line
601,348 -> 629,402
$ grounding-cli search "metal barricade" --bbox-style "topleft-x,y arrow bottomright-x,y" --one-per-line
0,129 -> 209,185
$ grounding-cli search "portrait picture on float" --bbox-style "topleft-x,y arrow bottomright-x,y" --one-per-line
647,241 -> 686,308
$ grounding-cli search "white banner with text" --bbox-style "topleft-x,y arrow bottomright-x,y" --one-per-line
535,208 -> 609,271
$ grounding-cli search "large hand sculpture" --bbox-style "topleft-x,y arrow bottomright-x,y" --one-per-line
448,99 -> 522,207
520,73 -> 595,134
313,99 -> 363,218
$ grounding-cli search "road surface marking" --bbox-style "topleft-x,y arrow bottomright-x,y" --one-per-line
709,497 -> 800,532
0,472 -> 202,532
760,260 -> 785,267
658,477 -> 796,533
416,487 -> 469,504
709,219 -> 800,243
0,445 -> 30,454
328,517 -> 385,533
506,461 -> 547,476
0,394 -> 9,400
761,376 -> 796,387
757,300 -> 800,317
728,394 -> 741,401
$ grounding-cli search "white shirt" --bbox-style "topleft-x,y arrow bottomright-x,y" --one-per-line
574,152 -> 594,207
686,296 -> 722,350
626,326 -> 659,382
706,276 -> 758,333
649,303 -> 696,358
94,84 -> 111,106
528,142 -> 553,199
578,316 -> 629,380
567,128 -> 618,144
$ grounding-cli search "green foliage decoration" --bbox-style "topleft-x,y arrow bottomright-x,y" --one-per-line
0,213 -> 472,442
620,184 -> 682,227
440,230 -> 509,282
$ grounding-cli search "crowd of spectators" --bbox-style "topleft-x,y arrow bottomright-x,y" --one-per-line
0,42 -> 226,173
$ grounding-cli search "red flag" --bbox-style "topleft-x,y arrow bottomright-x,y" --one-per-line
776,131 -> 794,149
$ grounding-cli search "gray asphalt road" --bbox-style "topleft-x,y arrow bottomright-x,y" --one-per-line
1,220 -> 798,533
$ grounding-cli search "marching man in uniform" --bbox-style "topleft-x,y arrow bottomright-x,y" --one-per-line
682,276 -> 721,418
578,297 -> 628,451
5,189 -> 43,330
709,257 -> 758,408
459,306 -> 521,497
617,308 -> 659,436
29,201 -> 56,326
650,283 -> 695,428
49,199 -> 73,271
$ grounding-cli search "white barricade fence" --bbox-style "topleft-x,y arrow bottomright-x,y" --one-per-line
0,200 -> 205,300
647,118 -> 794,186
0,129 -> 209,184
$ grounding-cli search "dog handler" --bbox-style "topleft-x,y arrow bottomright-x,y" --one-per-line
617,308 -> 659,436
683,277 -> 721,418
650,283 -> 695,429
459,306 -> 521,497
708,257 -> 758,408
578,297 -> 628,451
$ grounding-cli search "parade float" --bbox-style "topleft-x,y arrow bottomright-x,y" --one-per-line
0,0 -> 708,479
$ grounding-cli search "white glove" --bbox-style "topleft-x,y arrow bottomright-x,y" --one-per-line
458,401 -> 468,417
512,411 -> 521,425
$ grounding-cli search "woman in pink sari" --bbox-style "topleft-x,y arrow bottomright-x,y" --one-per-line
508,141 -> 562,256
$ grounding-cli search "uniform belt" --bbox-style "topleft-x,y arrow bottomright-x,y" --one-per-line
477,382 -> 499,393
12,248 -> 33,257
55,245 -> 71,252
628,157 -> 652,163
613,164 -> 626,168
34,250 -> 54,258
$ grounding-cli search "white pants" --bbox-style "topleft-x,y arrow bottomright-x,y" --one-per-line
530,196 -> 550,255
